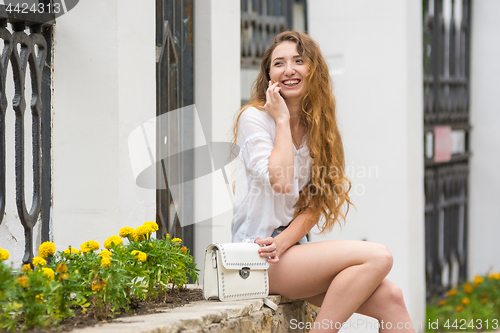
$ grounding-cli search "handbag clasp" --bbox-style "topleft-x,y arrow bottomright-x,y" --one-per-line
239,267 -> 250,279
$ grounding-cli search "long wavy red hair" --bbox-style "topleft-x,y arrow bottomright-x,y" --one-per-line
233,31 -> 352,232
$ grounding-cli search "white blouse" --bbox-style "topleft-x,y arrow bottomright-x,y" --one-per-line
231,107 -> 313,243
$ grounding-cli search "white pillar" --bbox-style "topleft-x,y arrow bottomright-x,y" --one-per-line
469,0 -> 500,277
51,0 -> 156,251
308,0 -> 425,331
193,0 -> 241,276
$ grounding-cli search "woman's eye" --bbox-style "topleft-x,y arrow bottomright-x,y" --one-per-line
274,62 -> 283,66
296,59 -> 304,64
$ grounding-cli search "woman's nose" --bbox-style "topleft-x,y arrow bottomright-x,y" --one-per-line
284,64 -> 296,76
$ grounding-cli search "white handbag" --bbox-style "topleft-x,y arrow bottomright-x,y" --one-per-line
203,242 -> 277,309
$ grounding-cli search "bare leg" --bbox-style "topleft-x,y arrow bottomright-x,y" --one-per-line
304,279 -> 416,332
268,240 -> 393,333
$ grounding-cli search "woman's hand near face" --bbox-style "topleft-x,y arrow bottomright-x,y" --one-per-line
264,81 -> 290,124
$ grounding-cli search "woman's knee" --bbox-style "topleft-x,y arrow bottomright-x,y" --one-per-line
368,243 -> 393,276
379,280 -> 406,308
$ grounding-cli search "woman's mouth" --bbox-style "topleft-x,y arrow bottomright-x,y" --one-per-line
282,79 -> 301,87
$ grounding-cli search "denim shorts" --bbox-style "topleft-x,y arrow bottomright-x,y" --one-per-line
271,226 -> 309,246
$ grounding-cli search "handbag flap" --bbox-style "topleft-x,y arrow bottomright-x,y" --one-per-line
214,243 -> 269,270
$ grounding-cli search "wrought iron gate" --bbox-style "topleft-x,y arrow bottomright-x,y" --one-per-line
423,0 -> 471,300
0,5 -> 54,264
155,0 -> 194,252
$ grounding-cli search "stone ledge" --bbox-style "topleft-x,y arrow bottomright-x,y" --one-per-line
69,294 -> 319,333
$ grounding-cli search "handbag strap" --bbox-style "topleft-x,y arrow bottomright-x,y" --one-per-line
263,297 -> 278,311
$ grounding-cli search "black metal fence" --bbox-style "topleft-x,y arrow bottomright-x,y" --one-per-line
155,0 -> 194,252
423,0 -> 471,300
241,0 -> 307,68
0,6 -> 54,264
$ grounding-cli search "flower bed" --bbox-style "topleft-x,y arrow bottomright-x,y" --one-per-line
0,221 -> 199,332
427,274 -> 500,332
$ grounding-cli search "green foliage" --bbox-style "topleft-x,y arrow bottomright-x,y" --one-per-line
427,274 -> 500,332
0,222 -> 199,332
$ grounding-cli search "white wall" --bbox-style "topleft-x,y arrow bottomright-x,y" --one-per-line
49,0 -> 156,254
193,0 -> 240,275
307,0 -> 425,331
468,0 -> 500,278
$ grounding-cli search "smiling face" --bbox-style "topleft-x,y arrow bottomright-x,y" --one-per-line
268,41 -> 310,102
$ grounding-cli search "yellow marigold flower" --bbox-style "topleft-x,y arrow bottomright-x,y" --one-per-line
0,249 -> 9,261
17,276 -> 28,288
38,241 -> 56,258
474,275 -> 484,285
128,230 -> 139,241
119,227 -> 135,238
136,225 -> 153,237
131,250 -> 147,262
166,233 -> 170,239
90,278 -> 107,291
41,267 -> 55,280
64,247 -> 80,255
172,237 -> 182,243
104,236 -> 122,249
181,246 -> 187,254
143,221 -> 159,232
36,294 -> 44,303
462,297 -> 470,305
481,298 -> 488,304
438,300 -> 446,306
455,306 -> 463,312
32,256 -> 47,267
101,257 -> 111,268
488,272 -> 500,280
81,241 -> 100,253
22,264 -> 32,273
59,273 -> 69,281
464,283 -> 473,294
56,262 -> 68,274
98,250 -> 112,258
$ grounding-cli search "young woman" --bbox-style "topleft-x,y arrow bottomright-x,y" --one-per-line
231,31 -> 415,332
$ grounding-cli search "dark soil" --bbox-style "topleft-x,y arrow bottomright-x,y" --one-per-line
26,288 -> 204,333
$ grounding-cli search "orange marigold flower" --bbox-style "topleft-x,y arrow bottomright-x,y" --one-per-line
474,275 -> 484,284
17,276 -> 28,288
464,283 -> 473,294
22,264 -> 32,273
447,289 -> 457,297
59,273 -> 69,281
455,306 -> 463,312
461,297 -> 470,306
56,262 -> 68,274
481,298 -> 488,304
91,278 -> 107,292
438,300 -> 446,306
481,292 -> 488,298
181,246 -> 187,254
